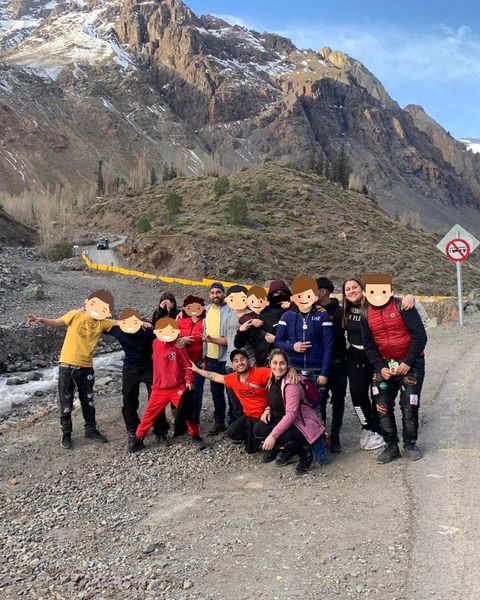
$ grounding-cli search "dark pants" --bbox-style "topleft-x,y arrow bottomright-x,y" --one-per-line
122,365 -> 168,435
228,415 -> 260,453
372,359 -> 425,445
346,346 -> 381,433
225,366 -> 244,425
321,359 -> 347,437
195,358 -> 227,423
253,418 -> 308,447
58,366 -> 96,435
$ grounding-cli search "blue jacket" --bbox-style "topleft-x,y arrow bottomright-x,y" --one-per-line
275,306 -> 334,376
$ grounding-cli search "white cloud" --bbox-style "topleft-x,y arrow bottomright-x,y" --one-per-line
276,22 -> 480,83
213,13 -> 253,29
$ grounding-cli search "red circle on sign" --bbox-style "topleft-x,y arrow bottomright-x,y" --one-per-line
446,238 -> 471,262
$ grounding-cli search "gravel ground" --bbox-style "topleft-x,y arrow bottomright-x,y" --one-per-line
0,247 -> 478,599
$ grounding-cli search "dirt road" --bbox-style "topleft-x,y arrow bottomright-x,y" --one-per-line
2,313 -> 480,599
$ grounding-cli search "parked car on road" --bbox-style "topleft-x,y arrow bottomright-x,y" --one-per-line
96,237 -> 109,250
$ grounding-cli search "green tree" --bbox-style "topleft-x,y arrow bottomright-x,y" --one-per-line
165,192 -> 182,221
96,159 -> 105,196
150,166 -> 158,186
255,176 -> 269,202
169,164 -> 177,180
228,194 -> 248,225
315,156 -> 324,176
162,163 -> 170,181
137,215 -> 151,233
331,146 -> 351,189
324,160 -> 330,180
213,176 -> 230,197
307,152 -> 316,172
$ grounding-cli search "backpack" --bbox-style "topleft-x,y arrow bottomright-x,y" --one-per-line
298,375 -> 322,408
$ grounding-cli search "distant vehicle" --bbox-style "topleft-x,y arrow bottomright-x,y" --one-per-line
96,237 -> 109,250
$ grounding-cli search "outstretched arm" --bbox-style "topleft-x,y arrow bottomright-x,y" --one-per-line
26,315 -> 66,328
189,361 -> 226,384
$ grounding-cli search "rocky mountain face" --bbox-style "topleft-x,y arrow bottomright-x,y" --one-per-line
1,0 -> 480,231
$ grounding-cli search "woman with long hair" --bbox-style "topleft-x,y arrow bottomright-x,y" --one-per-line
254,349 -> 325,475
151,291 -> 178,325
342,277 -> 413,450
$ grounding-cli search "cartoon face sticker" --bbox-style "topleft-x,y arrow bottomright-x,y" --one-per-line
290,276 -> 319,314
362,273 -> 394,308
225,285 -> 248,311
246,286 -> 269,315
153,317 -> 180,342
184,302 -> 204,317
118,309 -> 143,334
84,289 -> 114,320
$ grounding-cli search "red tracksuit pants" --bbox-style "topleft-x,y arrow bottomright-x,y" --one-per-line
136,384 -> 199,439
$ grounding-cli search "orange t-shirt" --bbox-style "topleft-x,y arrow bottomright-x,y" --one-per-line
223,367 -> 271,419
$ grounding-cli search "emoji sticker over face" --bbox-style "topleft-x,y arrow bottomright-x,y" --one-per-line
246,286 -> 269,315
290,276 -> 319,314
154,317 -> 180,342
182,295 -> 206,318
225,285 -> 248,311
85,289 -> 114,320
118,309 -> 143,334
362,273 -> 394,308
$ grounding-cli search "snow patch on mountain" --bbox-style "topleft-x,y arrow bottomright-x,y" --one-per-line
459,139 -> 480,154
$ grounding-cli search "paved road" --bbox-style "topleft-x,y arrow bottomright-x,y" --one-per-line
406,324 -> 480,599
82,236 -> 127,267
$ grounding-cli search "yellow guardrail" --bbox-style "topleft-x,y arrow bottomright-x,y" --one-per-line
81,254 -> 456,300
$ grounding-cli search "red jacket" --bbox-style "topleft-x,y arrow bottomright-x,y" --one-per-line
152,339 -> 194,389
366,298 -> 412,360
177,317 -> 204,362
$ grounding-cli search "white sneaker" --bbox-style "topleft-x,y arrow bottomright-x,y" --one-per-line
364,431 -> 386,451
359,429 -> 371,449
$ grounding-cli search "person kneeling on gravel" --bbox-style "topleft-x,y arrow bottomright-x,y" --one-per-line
26,289 -> 116,450
190,349 -> 274,454
128,318 -> 206,453
360,273 -> 427,464
254,349 -> 325,475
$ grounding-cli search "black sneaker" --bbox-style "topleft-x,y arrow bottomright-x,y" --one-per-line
61,433 -> 72,450
376,442 -> 401,464
191,435 -> 208,450
275,449 -> 295,466
404,442 -> 422,461
296,447 -> 314,475
154,432 -> 170,446
330,435 -> 342,454
261,450 -> 277,463
85,429 -> 108,443
128,436 -> 145,453
127,431 -> 136,443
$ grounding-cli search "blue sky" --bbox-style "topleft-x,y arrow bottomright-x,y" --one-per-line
187,0 -> 480,139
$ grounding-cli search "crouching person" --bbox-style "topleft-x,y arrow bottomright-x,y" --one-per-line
128,318 -> 205,453
190,349 -> 272,453
254,349 -> 325,475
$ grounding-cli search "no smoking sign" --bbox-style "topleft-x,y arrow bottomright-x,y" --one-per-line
446,238 -> 471,262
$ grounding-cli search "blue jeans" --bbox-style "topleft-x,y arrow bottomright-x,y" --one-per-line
195,358 -> 227,424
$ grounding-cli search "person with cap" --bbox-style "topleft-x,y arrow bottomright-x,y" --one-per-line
197,282 -> 230,435
190,349 -> 273,453
316,277 -> 347,453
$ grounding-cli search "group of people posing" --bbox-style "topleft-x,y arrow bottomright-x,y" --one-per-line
26,272 -> 427,475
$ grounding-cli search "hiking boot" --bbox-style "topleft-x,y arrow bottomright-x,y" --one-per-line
260,450 -> 277,463
127,431 -> 136,443
191,435 -> 208,450
330,434 -> 341,454
404,442 -> 422,461
207,422 -> 227,437
296,446 -> 314,475
85,429 -> 108,443
312,437 -> 332,465
376,442 -> 401,464
364,431 -> 386,451
61,433 -> 72,450
127,436 -> 145,453
230,437 -> 244,445
275,449 -> 294,466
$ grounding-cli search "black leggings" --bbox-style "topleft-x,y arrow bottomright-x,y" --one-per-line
253,418 -> 308,447
346,346 -> 381,433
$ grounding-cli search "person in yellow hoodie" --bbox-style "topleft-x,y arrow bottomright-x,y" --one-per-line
26,289 -> 116,450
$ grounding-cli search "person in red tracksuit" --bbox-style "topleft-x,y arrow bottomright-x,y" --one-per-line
128,317 -> 206,453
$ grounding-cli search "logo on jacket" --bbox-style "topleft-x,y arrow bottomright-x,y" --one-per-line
168,351 -> 176,360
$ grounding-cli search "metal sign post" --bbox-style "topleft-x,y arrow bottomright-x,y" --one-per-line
437,224 -> 480,326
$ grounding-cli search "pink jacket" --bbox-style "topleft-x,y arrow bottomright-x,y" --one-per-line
271,378 -> 325,444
